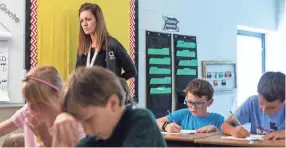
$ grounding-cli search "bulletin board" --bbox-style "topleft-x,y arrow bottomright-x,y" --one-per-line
202,61 -> 237,92
146,31 -> 172,118
25,0 -> 139,98
173,34 -> 198,110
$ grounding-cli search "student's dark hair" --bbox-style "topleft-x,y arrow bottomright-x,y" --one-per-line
184,78 -> 214,100
63,66 -> 125,109
257,71 -> 285,102
118,78 -> 134,105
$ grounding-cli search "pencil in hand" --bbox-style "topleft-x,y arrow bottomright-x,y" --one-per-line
35,131 -> 44,147
167,110 -> 177,124
230,111 -> 242,126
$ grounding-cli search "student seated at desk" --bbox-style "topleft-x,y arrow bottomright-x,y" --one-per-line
222,71 -> 285,140
157,79 -> 224,133
52,66 -> 166,147
0,66 -> 84,147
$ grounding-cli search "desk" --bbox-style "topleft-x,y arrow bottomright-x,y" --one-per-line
163,132 -> 219,146
194,134 -> 286,147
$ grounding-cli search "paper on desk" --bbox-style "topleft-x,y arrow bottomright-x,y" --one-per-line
221,134 -> 264,141
161,130 -> 196,135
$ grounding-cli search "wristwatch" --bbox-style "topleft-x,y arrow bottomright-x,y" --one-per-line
162,122 -> 169,132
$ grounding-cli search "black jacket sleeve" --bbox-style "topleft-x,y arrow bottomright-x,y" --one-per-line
75,54 -> 84,68
113,39 -> 137,80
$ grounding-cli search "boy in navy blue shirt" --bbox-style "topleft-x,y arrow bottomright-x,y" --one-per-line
222,72 -> 285,140
156,79 -> 224,133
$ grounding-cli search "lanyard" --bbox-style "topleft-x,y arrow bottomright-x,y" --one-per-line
86,49 -> 98,68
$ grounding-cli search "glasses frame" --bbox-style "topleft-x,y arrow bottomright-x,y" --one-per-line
184,97 -> 209,108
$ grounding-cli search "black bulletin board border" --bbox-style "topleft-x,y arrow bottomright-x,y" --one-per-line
25,0 -> 31,70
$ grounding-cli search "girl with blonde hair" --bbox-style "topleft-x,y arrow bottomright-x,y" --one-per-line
0,66 -> 84,147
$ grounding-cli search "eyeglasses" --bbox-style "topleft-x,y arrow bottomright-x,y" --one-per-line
184,98 -> 208,108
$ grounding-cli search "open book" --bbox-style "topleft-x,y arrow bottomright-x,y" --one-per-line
161,130 -> 196,135
221,134 -> 264,141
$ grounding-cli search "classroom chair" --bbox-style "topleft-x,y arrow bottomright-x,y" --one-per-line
2,133 -> 24,147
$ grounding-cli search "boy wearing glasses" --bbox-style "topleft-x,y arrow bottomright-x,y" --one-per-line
156,79 -> 224,133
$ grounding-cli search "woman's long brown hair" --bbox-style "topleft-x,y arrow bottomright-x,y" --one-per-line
118,78 -> 134,105
77,3 -> 109,55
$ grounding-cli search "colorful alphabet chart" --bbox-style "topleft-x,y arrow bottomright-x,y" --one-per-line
0,40 -> 9,101
202,61 -> 236,92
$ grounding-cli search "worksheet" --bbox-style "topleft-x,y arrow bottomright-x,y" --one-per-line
221,134 -> 264,141
161,130 -> 196,135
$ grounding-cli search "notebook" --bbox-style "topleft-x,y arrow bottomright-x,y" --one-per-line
161,130 -> 196,135
221,134 -> 264,141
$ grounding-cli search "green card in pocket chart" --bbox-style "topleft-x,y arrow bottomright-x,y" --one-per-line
149,67 -> 171,74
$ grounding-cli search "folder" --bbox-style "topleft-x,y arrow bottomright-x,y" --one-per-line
178,60 -> 198,66
176,50 -> 196,57
176,40 -> 196,48
150,77 -> 171,84
149,67 -> 171,74
148,48 -> 169,55
149,57 -> 171,65
177,68 -> 196,75
150,87 -> 171,94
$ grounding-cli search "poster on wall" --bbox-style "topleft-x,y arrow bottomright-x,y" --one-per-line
173,34 -> 198,110
146,31 -> 172,118
162,15 -> 179,32
202,61 -> 237,92
0,40 -> 9,102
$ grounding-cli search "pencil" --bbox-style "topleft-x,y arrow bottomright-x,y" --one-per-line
230,111 -> 242,126
35,131 -> 44,147
167,110 -> 177,124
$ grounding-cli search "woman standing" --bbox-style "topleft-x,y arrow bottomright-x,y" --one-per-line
76,3 -> 137,80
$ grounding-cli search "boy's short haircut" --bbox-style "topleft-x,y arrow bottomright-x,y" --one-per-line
63,66 -> 125,108
257,71 -> 285,102
184,78 -> 214,100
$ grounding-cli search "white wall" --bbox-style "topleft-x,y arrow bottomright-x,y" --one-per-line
0,0 -> 26,104
265,0 -> 286,75
138,0 -> 277,118
266,33 -> 286,73
276,0 -> 286,32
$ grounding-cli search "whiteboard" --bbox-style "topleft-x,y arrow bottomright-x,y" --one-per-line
0,0 -> 26,104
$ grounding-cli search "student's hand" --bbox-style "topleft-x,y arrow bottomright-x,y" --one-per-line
196,125 -> 218,133
165,123 -> 182,133
51,113 -> 80,147
232,126 -> 250,138
25,109 -> 50,137
262,131 -> 285,140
